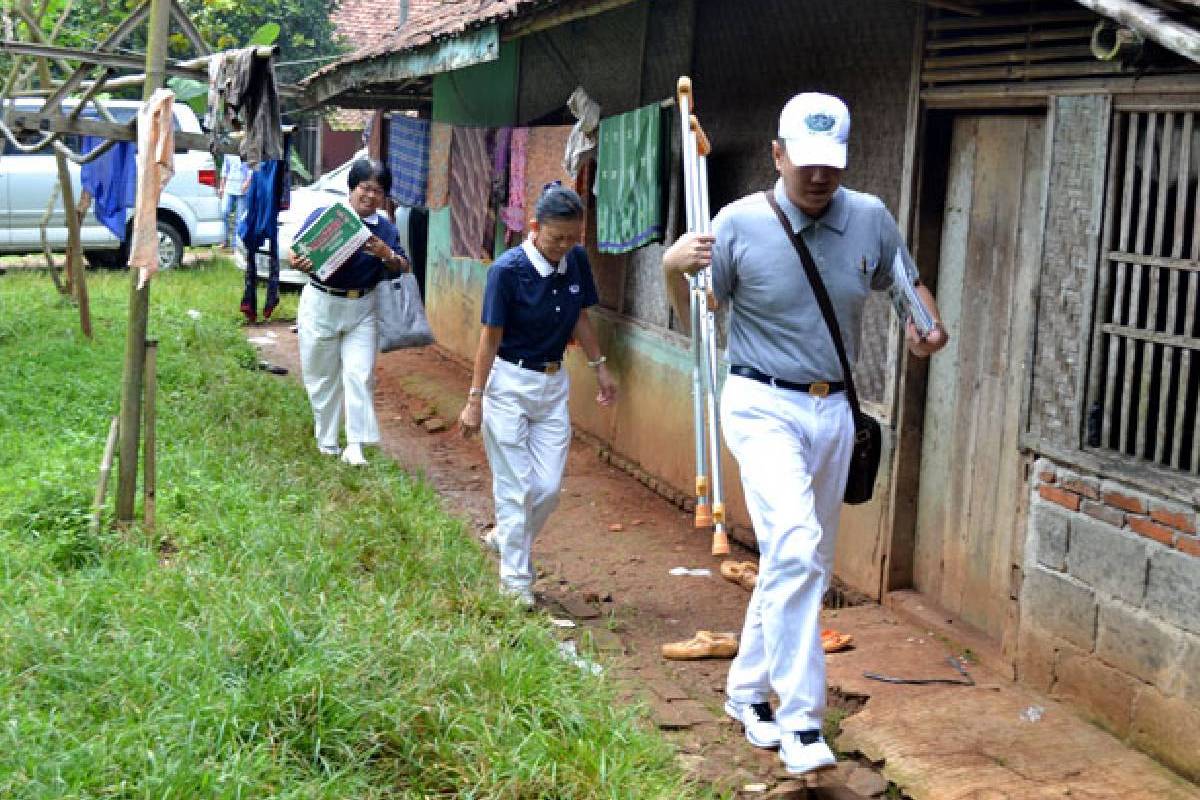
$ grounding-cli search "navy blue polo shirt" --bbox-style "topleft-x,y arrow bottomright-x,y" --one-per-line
482,240 -> 599,363
300,207 -> 404,290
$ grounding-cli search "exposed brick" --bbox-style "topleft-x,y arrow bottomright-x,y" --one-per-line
1149,501 -> 1197,535
1038,470 -> 1057,485
1096,602 -> 1183,689
1055,649 -> 1138,738
1128,515 -> 1176,548
1101,485 -> 1147,514
1022,567 -> 1098,651
1081,499 -> 1126,528
1178,536 -> 1200,557
1039,484 -> 1081,511
1059,469 -> 1100,500
1131,687 -> 1200,782
1067,517 -> 1149,606
1031,501 -> 1070,572
1145,548 -> 1200,635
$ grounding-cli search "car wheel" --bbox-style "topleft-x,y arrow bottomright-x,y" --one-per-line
157,220 -> 184,270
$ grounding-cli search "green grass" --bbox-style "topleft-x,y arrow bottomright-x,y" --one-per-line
0,262 -> 707,799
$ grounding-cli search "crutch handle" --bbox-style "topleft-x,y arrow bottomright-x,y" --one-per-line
677,76 -> 693,108
690,116 -> 711,157
711,529 -> 730,556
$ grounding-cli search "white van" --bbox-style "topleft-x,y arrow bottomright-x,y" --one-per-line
0,98 -> 225,269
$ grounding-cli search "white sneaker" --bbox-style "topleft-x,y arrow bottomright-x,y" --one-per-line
778,732 -> 837,775
724,700 -> 782,749
340,442 -> 367,466
318,444 -> 341,456
500,583 -> 535,609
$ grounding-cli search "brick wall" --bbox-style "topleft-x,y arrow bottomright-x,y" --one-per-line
1019,457 -> 1200,780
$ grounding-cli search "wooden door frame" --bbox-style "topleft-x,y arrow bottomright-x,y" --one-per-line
882,104 -> 1051,665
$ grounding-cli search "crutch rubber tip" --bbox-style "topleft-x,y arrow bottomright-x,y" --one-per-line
711,530 -> 730,556
694,504 -> 713,528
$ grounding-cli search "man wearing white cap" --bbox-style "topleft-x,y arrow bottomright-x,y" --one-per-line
662,93 -> 948,774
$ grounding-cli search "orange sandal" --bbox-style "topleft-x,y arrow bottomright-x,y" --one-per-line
821,629 -> 854,653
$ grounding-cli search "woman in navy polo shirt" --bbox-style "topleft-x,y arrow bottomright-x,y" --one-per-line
458,184 -> 617,607
292,158 -> 410,466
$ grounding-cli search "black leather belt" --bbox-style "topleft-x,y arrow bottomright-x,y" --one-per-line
730,365 -> 844,397
309,280 -> 373,299
499,353 -> 562,375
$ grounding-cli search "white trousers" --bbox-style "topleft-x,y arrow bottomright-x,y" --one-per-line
721,374 -> 856,732
297,284 -> 380,448
482,359 -> 571,590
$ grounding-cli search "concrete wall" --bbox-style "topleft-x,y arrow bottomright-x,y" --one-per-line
1018,458 -> 1200,781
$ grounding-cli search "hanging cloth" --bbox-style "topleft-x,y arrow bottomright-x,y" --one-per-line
129,88 -> 175,290
222,47 -> 283,167
80,135 -> 136,241
238,140 -> 290,321
563,86 -> 600,178
595,103 -> 663,254
500,127 -> 529,238
449,126 -> 492,260
387,115 -> 430,208
427,122 -> 453,209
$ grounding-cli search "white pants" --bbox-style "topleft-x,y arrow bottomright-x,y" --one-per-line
297,284 -> 380,448
721,374 -> 856,732
482,359 -> 571,590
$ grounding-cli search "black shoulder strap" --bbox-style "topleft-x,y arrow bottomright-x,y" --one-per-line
763,190 -> 864,422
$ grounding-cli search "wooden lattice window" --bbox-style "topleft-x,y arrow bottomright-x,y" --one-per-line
1086,107 -> 1200,477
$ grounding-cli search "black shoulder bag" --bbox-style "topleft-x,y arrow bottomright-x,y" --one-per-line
764,191 -> 882,505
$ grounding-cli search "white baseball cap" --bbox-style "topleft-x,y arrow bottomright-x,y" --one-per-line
777,92 -> 850,169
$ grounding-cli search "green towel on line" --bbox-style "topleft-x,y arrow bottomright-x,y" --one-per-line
595,104 -> 663,254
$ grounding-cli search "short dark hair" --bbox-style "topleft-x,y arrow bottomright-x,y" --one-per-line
348,158 -> 392,194
534,181 -> 584,222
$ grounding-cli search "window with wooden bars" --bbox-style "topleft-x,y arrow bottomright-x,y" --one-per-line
1086,108 -> 1200,477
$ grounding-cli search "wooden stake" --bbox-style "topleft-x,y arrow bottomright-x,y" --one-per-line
89,416 -> 120,537
143,340 -> 157,531
116,0 -> 170,522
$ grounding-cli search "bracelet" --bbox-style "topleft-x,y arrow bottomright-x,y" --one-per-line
587,355 -> 607,369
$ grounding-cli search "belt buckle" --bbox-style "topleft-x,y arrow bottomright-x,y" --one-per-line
544,362 -> 561,375
809,381 -> 831,398
346,289 -> 362,299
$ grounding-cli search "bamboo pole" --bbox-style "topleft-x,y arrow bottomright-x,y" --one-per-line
89,416 -> 120,537
115,0 -> 170,522
1073,0 -> 1200,64
143,340 -> 157,531
54,149 -> 91,337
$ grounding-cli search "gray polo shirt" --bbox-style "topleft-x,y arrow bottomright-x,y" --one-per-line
711,179 -> 915,384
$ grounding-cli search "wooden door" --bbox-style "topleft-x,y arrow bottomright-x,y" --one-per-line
914,114 -> 1045,642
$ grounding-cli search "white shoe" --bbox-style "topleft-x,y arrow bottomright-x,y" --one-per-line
500,583 -> 535,609
724,699 -> 782,749
779,732 -> 837,775
318,444 -> 341,456
483,529 -> 500,553
340,442 -> 367,466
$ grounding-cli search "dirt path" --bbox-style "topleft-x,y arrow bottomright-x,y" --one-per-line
250,326 -> 1200,800
250,325 -> 884,798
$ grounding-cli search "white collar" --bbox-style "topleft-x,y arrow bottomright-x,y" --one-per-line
362,211 -> 381,225
521,236 -> 567,277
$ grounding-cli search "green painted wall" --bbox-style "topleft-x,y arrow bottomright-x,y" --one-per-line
431,39 -> 520,127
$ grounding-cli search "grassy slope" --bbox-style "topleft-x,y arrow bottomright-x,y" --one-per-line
0,263 -> 707,799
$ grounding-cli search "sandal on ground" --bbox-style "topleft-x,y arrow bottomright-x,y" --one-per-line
719,560 -> 758,591
821,628 -> 854,653
661,630 -> 739,660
